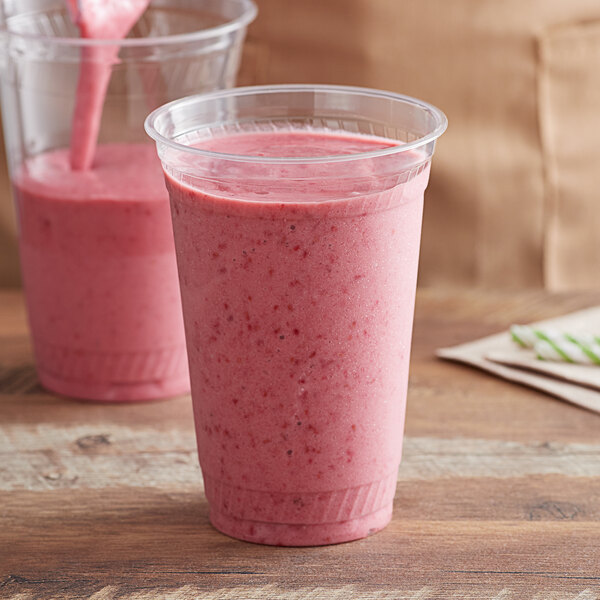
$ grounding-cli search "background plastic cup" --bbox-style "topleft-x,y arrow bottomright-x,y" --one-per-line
0,0 -> 257,401
146,84 -> 447,545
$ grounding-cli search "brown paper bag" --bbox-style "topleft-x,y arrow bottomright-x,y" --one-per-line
238,0 -> 600,291
3,0 -> 600,289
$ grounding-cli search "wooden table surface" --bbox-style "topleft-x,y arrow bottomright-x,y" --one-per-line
2,288 -> 600,599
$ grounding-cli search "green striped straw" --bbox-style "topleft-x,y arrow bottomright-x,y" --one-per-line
510,325 -> 600,365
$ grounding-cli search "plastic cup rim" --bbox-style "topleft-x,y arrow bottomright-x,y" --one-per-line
0,0 -> 258,47
144,84 -> 449,165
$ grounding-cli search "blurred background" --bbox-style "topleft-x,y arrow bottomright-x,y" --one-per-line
2,0 -> 600,290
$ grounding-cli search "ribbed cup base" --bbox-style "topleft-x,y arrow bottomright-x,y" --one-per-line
35,343 -> 190,401
209,503 -> 393,546
204,472 -> 397,546
38,368 -> 190,402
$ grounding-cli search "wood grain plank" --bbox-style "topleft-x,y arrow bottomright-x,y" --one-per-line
3,480 -> 600,595
2,519 -> 600,597
1,584 -> 599,600
3,289 -> 600,444
4,422 -> 600,491
0,289 -> 28,337
2,367 -> 600,445
406,361 -> 600,444
2,475 -> 600,534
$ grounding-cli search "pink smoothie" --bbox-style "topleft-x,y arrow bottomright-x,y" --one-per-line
164,129 -> 430,545
65,0 -> 150,170
14,143 -> 189,401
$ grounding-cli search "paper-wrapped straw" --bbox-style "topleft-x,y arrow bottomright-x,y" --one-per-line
510,325 -> 600,365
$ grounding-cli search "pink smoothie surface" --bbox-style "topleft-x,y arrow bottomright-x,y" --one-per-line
15,143 -> 188,401
164,129 -> 431,544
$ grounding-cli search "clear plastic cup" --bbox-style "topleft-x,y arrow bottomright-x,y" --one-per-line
146,84 -> 447,545
0,0 -> 257,401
